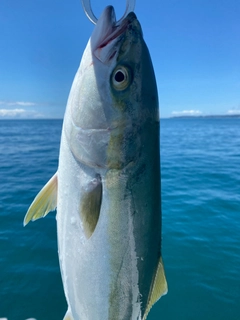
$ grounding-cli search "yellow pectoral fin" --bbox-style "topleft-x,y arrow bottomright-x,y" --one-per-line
143,257 -> 168,320
23,172 -> 58,226
80,175 -> 102,239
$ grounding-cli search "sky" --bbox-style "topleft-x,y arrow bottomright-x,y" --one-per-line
0,0 -> 239,118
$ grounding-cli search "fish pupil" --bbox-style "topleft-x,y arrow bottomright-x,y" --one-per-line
114,70 -> 125,83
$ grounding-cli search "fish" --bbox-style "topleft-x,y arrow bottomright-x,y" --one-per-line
24,5 -> 167,320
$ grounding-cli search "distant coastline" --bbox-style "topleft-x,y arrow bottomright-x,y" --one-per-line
1,115 -> 240,120
170,114 -> 240,119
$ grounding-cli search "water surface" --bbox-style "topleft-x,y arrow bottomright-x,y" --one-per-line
0,118 -> 239,319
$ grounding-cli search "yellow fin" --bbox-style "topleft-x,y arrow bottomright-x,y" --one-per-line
143,257 -> 168,320
80,174 -> 102,239
24,172 -> 58,226
63,309 -> 73,320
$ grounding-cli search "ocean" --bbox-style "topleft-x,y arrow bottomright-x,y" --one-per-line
0,118 -> 239,319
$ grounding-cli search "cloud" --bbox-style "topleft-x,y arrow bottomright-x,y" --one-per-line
0,108 -> 43,119
0,101 -> 37,107
0,109 -> 26,117
227,109 -> 240,115
171,110 -> 203,116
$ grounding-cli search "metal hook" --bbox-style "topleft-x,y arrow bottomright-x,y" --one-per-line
81,0 -> 136,25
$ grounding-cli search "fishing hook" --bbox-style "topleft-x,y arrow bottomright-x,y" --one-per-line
81,0 -> 136,25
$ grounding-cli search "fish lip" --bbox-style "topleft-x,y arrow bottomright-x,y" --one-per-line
92,6 -> 137,52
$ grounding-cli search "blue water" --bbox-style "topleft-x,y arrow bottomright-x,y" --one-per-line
0,118 -> 239,319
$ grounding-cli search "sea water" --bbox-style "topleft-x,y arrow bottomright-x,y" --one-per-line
0,118 -> 239,319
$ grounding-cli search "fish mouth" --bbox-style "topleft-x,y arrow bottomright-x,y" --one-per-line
91,6 -> 137,61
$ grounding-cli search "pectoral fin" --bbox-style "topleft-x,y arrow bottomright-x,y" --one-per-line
24,172 -> 58,226
143,257 -> 168,320
63,309 -> 74,320
80,174 -> 102,239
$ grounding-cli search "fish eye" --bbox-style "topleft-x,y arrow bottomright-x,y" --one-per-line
112,66 -> 131,91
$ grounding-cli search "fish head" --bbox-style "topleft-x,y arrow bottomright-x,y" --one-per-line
64,6 -> 159,169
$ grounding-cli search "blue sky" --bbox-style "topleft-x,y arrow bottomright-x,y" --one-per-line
0,0 -> 239,118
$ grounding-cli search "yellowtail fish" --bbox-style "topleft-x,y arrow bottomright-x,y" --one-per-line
24,5 -> 167,320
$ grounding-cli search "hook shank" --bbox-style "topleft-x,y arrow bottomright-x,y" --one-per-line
81,0 -> 136,25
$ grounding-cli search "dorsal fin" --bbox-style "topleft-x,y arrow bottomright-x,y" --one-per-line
143,257 -> 168,320
24,172 -> 58,226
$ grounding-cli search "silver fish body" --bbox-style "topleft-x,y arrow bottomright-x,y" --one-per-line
24,6 -> 167,320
